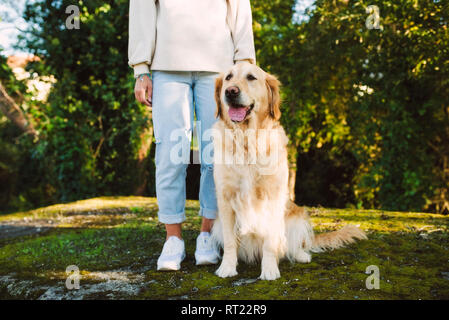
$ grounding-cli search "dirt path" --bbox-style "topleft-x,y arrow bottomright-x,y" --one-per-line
0,219 -> 57,240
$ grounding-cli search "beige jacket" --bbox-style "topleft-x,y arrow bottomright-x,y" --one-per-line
128,0 -> 256,76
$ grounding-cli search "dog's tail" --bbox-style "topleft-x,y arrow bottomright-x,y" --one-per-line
311,225 -> 367,252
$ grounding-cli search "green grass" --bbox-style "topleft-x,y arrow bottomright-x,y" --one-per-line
0,197 -> 448,299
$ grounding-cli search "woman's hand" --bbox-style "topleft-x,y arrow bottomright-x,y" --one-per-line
134,75 -> 153,107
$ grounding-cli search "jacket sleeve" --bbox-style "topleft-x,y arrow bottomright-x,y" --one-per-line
226,0 -> 256,64
128,0 -> 157,77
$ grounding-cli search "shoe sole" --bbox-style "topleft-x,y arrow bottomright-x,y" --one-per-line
157,253 -> 185,271
157,264 -> 181,271
195,254 -> 219,266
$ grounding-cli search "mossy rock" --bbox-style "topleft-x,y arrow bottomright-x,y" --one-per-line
0,197 -> 448,299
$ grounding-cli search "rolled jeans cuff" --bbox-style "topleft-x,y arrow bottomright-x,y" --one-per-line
198,207 -> 217,219
158,210 -> 186,224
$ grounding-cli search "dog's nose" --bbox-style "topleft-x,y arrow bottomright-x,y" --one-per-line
225,86 -> 240,98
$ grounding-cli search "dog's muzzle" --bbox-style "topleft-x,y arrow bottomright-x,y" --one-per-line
225,86 -> 254,122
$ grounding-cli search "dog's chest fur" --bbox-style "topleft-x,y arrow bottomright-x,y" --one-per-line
213,122 -> 289,235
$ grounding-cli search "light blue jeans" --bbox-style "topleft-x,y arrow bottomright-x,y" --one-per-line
152,71 -> 218,224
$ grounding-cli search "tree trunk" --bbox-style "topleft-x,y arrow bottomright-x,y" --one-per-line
133,110 -> 153,196
287,144 -> 298,201
0,81 -> 37,138
435,154 -> 449,214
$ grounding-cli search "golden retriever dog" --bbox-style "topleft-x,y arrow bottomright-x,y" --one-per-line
210,62 -> 367,280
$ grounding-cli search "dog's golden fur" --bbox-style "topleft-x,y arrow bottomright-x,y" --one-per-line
211,62 -> 367,280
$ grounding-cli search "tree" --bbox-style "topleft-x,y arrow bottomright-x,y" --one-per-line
2,0 -> 447,213
291,0 -> 449,212
19,0 -> 153,202
0,80 -> 37,138
252,0 -> 302,200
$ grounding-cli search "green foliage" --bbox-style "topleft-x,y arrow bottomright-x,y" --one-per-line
1,0 -> 448,213
252,0 -> 449,212
19,0 -> 153,203
0,50 -> 44,211
308,0 -> 449,212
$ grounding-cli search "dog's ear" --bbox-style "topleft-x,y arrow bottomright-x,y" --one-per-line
215,75 -> 223,119
265,73 -> 281,121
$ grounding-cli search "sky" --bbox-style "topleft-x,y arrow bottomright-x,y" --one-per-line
294,0 -> 315,23
0,0 -> 315,56
0,0 -> 28,55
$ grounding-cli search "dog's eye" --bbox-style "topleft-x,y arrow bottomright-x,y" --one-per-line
225,73 -> 233,81
247,74 -> 257,81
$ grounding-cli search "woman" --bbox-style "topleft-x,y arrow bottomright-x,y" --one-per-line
128,0 -> 255,271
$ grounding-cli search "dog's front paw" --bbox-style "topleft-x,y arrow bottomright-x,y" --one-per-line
259,265 -> 280,281
215,262 -> 238,278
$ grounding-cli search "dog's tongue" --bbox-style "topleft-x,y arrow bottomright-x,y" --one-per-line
228,106 -> 247,122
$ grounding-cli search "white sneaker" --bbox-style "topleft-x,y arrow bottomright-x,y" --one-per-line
157,236 -> 186,271
195,232 -> 220,265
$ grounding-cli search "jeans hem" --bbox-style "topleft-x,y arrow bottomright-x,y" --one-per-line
158,211 -> 186,224
198,207 -> 218,219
